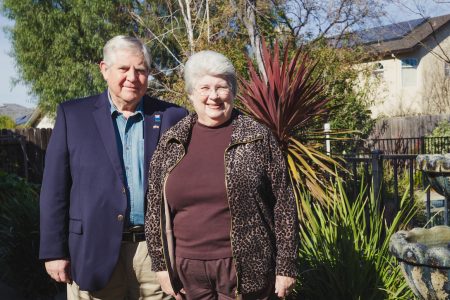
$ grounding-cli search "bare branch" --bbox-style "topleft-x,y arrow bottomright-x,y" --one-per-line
128,11 -> 183,65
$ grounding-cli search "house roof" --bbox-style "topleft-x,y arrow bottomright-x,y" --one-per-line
0,103 -> 34,125
336,13 -> 450,56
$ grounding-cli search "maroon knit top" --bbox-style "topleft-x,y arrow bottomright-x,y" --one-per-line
165,118 -> 233,259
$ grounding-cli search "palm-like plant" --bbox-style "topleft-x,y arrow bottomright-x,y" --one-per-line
295,178 -> 416,299
238,39 -> 339,208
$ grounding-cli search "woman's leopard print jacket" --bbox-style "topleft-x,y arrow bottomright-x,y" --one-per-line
145,110 -> 299,295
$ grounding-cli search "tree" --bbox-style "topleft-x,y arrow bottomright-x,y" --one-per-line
256,0 -> 386,45
239,39 -> 339,207
1,0 -> 140,114
130,0 -> 249,107
307,42 -> 377,143
3,0 -> 383,139
0,115 -> 15,129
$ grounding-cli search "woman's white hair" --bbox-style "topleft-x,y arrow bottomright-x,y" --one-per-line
103,35 -> 151,70
184,50 -> 237,96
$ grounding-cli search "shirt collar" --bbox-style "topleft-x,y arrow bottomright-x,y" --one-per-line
108,89 -> 144,118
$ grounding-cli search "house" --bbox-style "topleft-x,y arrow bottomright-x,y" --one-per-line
347,14 -> 450,118
26,108 -> 54,128
0,103 -> 34,126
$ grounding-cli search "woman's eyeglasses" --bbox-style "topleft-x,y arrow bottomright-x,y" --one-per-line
196,86 -> 231,97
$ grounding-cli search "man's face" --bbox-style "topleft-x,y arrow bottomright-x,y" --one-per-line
100,49 -> 149,106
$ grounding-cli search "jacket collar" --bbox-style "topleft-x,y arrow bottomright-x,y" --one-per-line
92,90 -> 162,189
165,109 -> 264,146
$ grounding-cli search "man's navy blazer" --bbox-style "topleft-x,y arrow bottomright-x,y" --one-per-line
39,90 -> 187,291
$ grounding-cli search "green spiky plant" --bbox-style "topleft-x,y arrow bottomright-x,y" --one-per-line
238,39 -> 341,211
294,176 -> 417,300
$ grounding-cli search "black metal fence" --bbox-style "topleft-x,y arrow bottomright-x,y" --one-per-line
341,151 -> 446,227
1,128 -> 449,226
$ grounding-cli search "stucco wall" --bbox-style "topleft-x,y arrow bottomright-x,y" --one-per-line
359,22 -> 450,118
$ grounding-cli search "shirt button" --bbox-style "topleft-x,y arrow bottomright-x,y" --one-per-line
117,214 -> 124,222
122,186 -> 126,194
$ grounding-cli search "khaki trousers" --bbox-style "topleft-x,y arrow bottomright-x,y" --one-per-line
67,241 -> 172,300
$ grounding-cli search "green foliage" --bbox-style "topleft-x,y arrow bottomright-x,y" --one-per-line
429,120 -> 450,137
0,115 -> 15,129
135,0 -> 250,108
308,42 -> 376,141
423,120 -> 450,154
382,163 -> 421,202
1,0 -> 139,114
0,171 -> 63,297
3,0 -> 377,138
296,178 -> 417,300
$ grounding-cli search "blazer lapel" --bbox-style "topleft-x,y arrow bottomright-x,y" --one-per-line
92,92 -> 125,184
143,97 -> 162,191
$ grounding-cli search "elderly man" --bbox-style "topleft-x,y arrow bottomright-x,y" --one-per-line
39,35 -> 187,299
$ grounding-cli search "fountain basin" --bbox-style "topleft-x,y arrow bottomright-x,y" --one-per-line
417,154 -> 450,226
390,226 -> 450,299
417,154 -> 450,199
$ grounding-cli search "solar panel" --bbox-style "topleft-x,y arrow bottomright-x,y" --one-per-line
357,18 -> 427,44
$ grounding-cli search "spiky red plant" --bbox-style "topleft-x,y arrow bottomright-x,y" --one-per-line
238,39 -> 340,205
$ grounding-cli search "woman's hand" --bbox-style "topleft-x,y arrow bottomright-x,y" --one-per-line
156,271 -> 184,300
275,275 -> 295,298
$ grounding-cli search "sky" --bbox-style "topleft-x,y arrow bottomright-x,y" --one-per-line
0,15 -> 35,108
1,1 -> 450,109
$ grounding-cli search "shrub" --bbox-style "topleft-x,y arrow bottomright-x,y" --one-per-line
0,171 -> 63,298
426,120 -> 450,154
294,177 -> 417,299
0,115 -> 15,129
429,120 -> 450,137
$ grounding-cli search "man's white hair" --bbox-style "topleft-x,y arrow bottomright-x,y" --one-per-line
184,50 -> 237,96
103,35 -> 151,70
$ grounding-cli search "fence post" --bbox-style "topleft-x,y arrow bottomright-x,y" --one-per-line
324,123 -> 331,156
420,136 -> 426,154
372,150 -> 383,212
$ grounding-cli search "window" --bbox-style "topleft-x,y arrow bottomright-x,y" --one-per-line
445,62 -> 450,77
401,58 -> 418,86
372,62 -> 384,78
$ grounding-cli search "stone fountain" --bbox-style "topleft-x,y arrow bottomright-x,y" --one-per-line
417,154 -> 450,225
389,154 -> 450,300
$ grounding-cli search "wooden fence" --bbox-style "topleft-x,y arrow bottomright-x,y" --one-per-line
0,128 -> 52,183
310,136 -> 450,155
371,114 -> 450,139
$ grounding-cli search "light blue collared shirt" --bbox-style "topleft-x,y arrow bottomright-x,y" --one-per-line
109,93 -> 145,226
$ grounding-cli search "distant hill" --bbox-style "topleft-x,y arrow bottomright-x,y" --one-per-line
0,103 -> 34,124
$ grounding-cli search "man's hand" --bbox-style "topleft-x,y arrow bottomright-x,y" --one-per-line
45,259 -> 72,283
156,271 -> 184,300
275,275 -> 295,298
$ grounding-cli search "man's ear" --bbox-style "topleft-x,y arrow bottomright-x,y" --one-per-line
99,61 -> 108,80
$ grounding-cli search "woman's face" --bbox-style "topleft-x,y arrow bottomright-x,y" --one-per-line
189,75 -> 234,127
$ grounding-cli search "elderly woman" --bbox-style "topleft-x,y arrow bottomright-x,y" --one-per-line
145,50 -> 298,300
